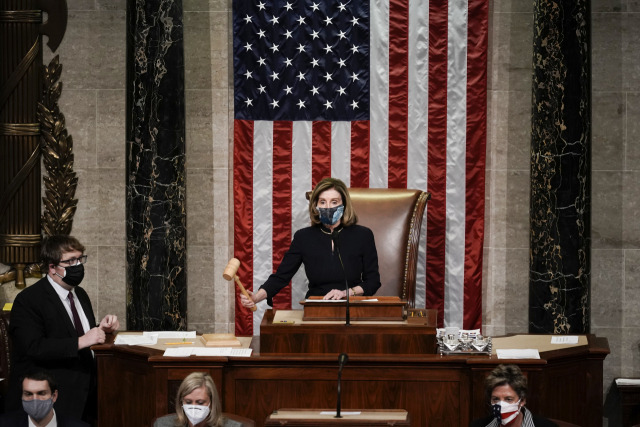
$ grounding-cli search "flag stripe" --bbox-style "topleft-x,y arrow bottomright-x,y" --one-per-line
425,1 -> 448,327
332,122 -> 352,185
388,0 -> 409,188
233,119 -> 254,336
444,0 -> 468,327
464,0 -> 488,329
312,121 -> 331,184
369,0 -> 389,188
272,122 -> 293,309
351,121 -> 370,187
290,122 -> 313,307
407,0 -> 429,192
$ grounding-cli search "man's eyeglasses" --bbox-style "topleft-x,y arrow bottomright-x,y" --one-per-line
58,255 -> 88,267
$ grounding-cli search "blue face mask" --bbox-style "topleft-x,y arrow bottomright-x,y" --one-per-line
23,398 -> 54,421
318,205 -> 344,226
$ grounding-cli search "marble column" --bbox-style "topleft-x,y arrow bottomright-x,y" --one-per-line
529,0 -> 591,333
125,0 -> 187,330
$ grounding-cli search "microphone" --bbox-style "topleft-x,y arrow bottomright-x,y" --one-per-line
331,230 -> 350,326
335,353 -> 349,418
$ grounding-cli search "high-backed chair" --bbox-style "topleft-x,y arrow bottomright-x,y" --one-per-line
309,188 -> 430,308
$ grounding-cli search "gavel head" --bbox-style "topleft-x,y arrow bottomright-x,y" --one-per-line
223,258 -> 241,281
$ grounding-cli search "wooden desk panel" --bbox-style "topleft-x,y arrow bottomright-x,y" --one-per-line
94,334 -> 608,427
264,409 -> 410,426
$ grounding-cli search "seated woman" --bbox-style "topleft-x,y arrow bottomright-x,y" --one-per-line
470,364 -> 558,427
241,177 -> 381,308
154,372 -> 244,427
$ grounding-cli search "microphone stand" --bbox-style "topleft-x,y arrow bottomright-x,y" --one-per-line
335,353 -> 349,418
332,230 -> 350,326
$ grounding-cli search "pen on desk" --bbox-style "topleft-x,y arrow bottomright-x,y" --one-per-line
166,342 -> 194,345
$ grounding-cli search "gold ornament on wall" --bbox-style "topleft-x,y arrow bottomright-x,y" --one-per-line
38,55 -> 78,237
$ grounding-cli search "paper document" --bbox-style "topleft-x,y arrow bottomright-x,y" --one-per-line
144,331 -> 196,339
163,347 -> 252,357
496,349 -> 540,359
114,334 -> 158,346
163,347 -> 193,357
616,378 -> 640,386
192,347 -> 253,357
550,335 -> 579,344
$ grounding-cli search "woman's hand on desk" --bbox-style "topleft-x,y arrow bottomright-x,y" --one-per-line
323,289 -> 348,300
240,288 -> 267,308
323,286 -> 364,300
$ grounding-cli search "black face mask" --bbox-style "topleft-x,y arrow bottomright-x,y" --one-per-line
57,264 -> 85,287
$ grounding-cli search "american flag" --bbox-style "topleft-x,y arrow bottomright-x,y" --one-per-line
232,0 -> 488,336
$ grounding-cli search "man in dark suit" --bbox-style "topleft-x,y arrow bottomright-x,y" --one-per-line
0,370 -> 89,426
7,235 -> 119,424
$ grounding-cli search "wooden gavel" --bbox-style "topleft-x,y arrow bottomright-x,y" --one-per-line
223,258 -> 257,312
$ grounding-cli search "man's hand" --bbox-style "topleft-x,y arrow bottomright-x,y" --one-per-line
99,314 -> 120,333
78,327 -> 106,350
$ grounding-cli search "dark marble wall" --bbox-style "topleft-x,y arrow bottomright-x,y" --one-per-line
125,0 -> 187,330
530,0 -> 591,333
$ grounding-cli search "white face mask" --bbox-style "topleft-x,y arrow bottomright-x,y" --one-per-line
492,399 -> 521,425
183,404 -> 210,425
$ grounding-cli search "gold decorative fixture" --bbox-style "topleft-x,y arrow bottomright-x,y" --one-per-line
39,55 -> 78,237
0,1 -> 70,288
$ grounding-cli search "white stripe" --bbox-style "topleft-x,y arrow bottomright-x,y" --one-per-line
331,121 -> 351,185
291,121 -> 313,309
407,0 -> 430,308
444,0 -> 468,327
407,0 -> 429,191
369,0 -> 389,188
253,121 -> 274,333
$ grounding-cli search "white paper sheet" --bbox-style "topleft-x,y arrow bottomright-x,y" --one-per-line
162,347 -> 253,357
496,349 -> 540,359
144,331 -> 196,339
550,335 -> 579,344
616,378 -> 640,386
114,334 -> 158,346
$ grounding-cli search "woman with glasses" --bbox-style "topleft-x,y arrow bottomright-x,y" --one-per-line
8,235 -> 120,425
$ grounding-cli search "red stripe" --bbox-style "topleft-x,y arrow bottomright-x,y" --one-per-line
272,122 -> 293,310
425,1 -> 448,328
311,121 -> 332,186
350,121 -> 370,187
387,0 -> 409,189
233,120 -> 254,336
463,0 -> 488,330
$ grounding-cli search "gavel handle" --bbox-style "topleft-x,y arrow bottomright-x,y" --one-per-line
234,275 -> 257,312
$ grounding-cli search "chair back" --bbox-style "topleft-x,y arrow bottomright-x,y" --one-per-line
547,419 -> 581,427
347,188 -> 430,308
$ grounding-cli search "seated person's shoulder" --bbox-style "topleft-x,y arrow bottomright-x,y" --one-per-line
58,415 -> 91,427
154,413 -> 178,427
0,410 -> 24,424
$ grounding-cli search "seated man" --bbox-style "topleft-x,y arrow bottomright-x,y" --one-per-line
0,370 -> 89,426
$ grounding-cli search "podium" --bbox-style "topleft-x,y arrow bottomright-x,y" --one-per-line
300,296 -> 406,321
259,298 -> 437,356
264,409 -> 410,426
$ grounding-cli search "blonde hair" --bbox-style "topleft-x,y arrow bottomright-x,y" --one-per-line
174,372 -> 224,426
308,177 -> 358,227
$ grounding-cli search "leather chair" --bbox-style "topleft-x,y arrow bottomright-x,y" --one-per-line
309,188 -> 431,308
547,419 -> 581,427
